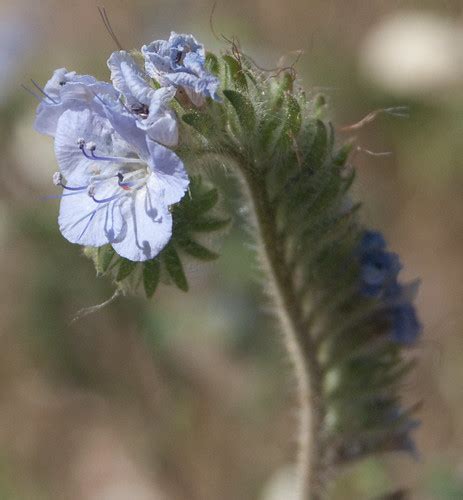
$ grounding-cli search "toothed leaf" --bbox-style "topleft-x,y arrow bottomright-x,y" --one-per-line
163,245 -> 188,292
143,259 -> 161,298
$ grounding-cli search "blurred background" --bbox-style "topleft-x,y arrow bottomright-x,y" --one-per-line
0,0 -> 462,498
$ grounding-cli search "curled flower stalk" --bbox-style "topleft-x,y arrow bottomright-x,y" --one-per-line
30,28 -> 421,499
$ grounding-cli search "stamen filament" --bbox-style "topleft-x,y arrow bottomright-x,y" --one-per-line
78,143 -> 143,165
30,79 -> 58,104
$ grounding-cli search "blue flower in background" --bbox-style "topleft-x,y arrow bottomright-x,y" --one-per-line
389,303 -> 422,345
142,32 -> 221,106
358,230 -> 401,297
34,68 -> 118,137
52,107 -> 189,261
107,51 -> 179,146
358,230 -> 421,345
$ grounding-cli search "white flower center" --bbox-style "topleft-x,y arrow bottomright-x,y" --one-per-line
54,139 -> 151,205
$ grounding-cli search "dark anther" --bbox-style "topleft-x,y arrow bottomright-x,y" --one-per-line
174,50 -> 183,65
130,103 -> 149,119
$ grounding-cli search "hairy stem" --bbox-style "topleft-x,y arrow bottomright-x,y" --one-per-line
239,163 -> 326,499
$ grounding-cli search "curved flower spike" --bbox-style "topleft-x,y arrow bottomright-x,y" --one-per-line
108,51 -> 178,146
54,108 -> 189,261
34,68 -> 118,137
142,32 -> 221,106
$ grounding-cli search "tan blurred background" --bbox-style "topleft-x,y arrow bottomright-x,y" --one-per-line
0,0 -> 462,498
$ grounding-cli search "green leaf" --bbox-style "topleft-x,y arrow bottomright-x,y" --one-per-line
304,119 -> 328,170
222,55 -> 247,90
98,245 -> 116,273
285,94 -> 302,136
333,142 -> 354,167
193,187 -> 220,214
314,93 -> 327,117
116,258 -> 137,282
177,237 -> 219,261
280,71 -> 295,92
182,112 -> 214,138
190,217 -> 231,232
143,259 -> 161,298
223,89 -> 256,132
163,245 -> 188,292
206,51 -> 220,75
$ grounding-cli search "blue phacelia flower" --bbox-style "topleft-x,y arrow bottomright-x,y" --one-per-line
142,32 -> 221,106
358,230 -> 401,297
34,68 -> 118,137
389,303 -> 422,345
52,107 -> 189,261
107,51 -> 179,146
358,230 -> 422,345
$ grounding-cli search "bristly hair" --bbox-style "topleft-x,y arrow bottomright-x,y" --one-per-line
97,6 -> 124,51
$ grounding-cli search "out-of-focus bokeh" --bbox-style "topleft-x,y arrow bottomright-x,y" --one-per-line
0,1 -> 462,498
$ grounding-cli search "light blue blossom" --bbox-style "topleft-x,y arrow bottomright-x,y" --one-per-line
53,107 -> 189,261
34,68 -> 118,137
142,32 -> 220,106
107,51 -> 178,146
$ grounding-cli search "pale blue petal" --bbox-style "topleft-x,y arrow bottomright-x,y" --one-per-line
138,88 -> 178,146
168,32 -> 205,62
34,79 -> 118,137
111,179 -> 172,261
183,52 -> 205,75
147,141 -> 189,205
107,51 -> 153,106
54,109 -> 125,184
142,41 -> 172,76
166,71 -> 199,90
102,102 -> 150,161
43,68 -> 77,100
58,186 -> 126,247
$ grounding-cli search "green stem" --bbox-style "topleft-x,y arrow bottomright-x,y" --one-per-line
238,163 -> 326,499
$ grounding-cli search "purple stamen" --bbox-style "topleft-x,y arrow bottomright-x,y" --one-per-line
91,193 -> 124,204
21,84 -> 43,102
30,79 -> 58,104
78,141 -> 141,165
61,183 -> 88,191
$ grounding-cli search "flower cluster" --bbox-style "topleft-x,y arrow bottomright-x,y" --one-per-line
358,230 -> 421,345
34,32 -> 220,261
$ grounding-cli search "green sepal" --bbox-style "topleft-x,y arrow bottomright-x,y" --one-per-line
176,237 -> 219,261
175,180 -> 219,217
304,119 -> 328,170
190,217 -> 231,232
285,94 -> 302,136
182,112 -> 214,139
206,51 -> 220,75
162,244 -> 188,292
223,89 -> 256,132
280,71 -> 295,93
98,245 -> 116,274
116,258 -> 137,282
333,142 -> 354,167
222,55 -> 248,90
143,259 -> 161,298
314,93 -> 327,117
